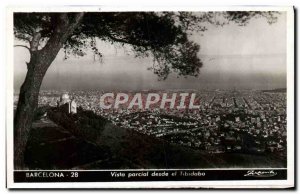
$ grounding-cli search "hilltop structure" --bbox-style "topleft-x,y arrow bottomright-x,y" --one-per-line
57,93 -> 77,114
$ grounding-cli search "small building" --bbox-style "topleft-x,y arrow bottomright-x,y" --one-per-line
57,93 -> 77,114
69,100 -> 77,114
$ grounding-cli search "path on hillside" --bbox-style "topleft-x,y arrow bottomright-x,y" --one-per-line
24,117 -> 286,170
25,117 -> 109,169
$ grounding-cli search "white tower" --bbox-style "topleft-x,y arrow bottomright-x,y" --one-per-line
69,100 -> 77,114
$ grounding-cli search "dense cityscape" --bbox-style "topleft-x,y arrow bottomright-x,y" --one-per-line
14,89 -> 287,156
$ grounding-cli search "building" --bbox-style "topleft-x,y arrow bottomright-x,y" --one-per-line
59,93 -> 70,106
57,93 -> 77,114
69,100 -> 77,114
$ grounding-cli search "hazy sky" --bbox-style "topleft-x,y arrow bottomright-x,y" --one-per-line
14,12 -> 287,91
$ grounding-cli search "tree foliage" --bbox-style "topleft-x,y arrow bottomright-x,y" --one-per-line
14,11 -> 279,79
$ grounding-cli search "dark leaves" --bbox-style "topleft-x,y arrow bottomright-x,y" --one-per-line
14,11 -> 279,80
225,11 -> 279,25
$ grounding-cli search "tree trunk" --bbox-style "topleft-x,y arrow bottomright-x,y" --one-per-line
14,52 -> 50,169
13,13 -> 84,169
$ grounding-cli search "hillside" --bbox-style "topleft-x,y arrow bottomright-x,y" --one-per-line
24,108 -> 286,170
262,88 -> 287,93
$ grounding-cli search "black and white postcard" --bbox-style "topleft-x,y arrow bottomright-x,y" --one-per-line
6,6 -> 295,189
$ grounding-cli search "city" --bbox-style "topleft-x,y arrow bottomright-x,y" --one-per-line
14,89 -> 287,158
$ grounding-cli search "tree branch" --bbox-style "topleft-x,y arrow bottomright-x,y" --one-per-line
29,31 -> 42,51
14,34 -> 31,43
106,33 -> 149,49
107,34 -> 131,45
14,44 -> 30,51
39,13 -> 85,67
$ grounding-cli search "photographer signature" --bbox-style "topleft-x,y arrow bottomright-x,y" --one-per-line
244,170 -> 277,178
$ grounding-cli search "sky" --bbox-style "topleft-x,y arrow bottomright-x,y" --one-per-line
14,12 -> 287,91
